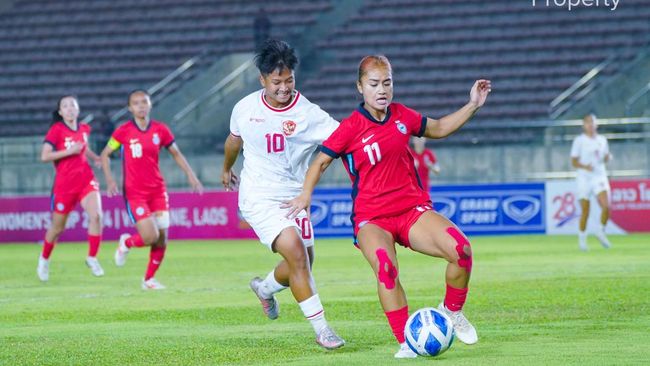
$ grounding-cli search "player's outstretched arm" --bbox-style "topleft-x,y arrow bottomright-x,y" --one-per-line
282,152 -> 334,219
423,79 -> 491,139
168,143 -> 203,194
40,141 -> 82,162
84,147 -> 102,167
222,134 -> 242,191
100,144 -> 119,196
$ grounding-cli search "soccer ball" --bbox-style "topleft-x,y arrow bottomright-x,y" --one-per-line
404,307 -> 454,357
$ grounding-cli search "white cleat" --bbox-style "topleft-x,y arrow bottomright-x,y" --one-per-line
142,277 -> 166,290
114,234 -> 130,267
594,230 -> 612,249
249,277 -> 279,320
394,342 -> 418,358
85,256 -> 105,277
315,326 -> 345,350
37,255 -> 49,282
438,303 -> 478,345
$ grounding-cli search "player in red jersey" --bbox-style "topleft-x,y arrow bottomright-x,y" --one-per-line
100,90 -> 203,290
37,95 -> 105,281
409,136 -> 440,193
284,56 -> 491,358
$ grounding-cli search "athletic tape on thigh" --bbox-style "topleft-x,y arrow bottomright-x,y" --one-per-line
446,227 -> 472,273
154,211 -> 170,229
376,248 -> 398,290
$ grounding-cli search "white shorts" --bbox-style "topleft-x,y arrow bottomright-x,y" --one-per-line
239,193 -> 314,251
576,175 -> 610,200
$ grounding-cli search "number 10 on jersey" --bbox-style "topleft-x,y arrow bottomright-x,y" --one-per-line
266,133 -> 285,153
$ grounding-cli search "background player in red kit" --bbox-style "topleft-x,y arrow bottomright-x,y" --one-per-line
284,56 -> 491,358
37,95 -> 105,281
100,90 -> 203,290
409,136 -> 440,193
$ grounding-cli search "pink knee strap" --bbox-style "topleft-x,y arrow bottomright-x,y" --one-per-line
446,227 -> 472,273
376,248 -> 398,290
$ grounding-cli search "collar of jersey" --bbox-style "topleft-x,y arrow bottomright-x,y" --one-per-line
356,103 -> 392,125
130,119 -> 152,132
57,120 -> 79,132
261,90 -> 301,112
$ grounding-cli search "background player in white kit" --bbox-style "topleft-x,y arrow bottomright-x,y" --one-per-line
570,114 -> 612,251
221,39 -> 344,349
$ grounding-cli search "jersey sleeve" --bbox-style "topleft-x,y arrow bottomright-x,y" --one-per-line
108,124 -> 126,150
229,103 -> 241,138
43,125 -> 59,148
302,104 -> 339,145
160,123 -> 175,148
400,104 -> 427,137
321,120 -> 352,159
570,137 -> 581,158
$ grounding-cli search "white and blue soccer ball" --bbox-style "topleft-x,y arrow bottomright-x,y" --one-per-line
404,307 -> 454,357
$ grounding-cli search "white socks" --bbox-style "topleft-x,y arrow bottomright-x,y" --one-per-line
579,230 -> 587,240
258,270 -> 288,299
299,294 -> 328,334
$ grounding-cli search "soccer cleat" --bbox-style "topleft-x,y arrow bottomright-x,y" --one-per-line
141,278 -> 166,290
394,342 -> 418,358
249,277 -> 279,320
315,326 -> 345,350
114,234 -> 131,267
438,303 -> 478,345
594,229 -> 612,249
85,256 -> 105,277
37,255 -> 49,282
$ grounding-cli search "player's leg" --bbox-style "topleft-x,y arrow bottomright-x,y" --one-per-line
37,211 -> 68,281
357,223 -> 413,357
578,199 -> 590,251
115,198 -> 159,267
142,211 -> 169,290
80,190 -> 104,276
273,227 -> 344,349
594,189 -> 612,248
407,211 -> 478,345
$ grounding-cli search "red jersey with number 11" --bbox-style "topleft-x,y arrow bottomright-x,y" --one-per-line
109,120 -> 175,197
321,103 -> 430,226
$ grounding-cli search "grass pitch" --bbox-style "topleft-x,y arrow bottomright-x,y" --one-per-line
1,234 -> 649,365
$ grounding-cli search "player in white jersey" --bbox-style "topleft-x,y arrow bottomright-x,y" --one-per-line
221,39 -> 344,350
570,114 -> 612,251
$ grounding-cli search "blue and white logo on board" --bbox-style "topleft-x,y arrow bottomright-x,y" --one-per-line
309,200 -> 329,226
502,195 -> 541,224
432,197 -> 457,219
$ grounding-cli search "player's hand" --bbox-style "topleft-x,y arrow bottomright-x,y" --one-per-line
469,79 -> 491,108
282,193 -> 311,219
190,176 -> 204,195
68,142 -> 84,155
583,164 -> 593,172
222,170 -> 239,191
106,178 -> 119,197
92,156 -> 102,168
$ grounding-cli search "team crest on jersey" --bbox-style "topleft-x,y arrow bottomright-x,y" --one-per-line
152,133 -> 160,145
282,120 -> 297,136
395,120 -> 407,135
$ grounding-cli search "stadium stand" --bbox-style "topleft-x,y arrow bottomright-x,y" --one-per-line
301,0 -> 650,122
0,0 -> 333,136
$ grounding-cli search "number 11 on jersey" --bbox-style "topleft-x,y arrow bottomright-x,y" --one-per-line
363,142 -> 381,165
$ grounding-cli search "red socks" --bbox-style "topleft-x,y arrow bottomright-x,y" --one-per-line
144,245 -> 166,280
125,234 -> 145,248
42,239 -> 55,259
385,305 -> 409,343
88,234 -> 101,257
444,284 -> 468,311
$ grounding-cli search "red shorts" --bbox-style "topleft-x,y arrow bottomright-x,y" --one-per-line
354,203 -> 433,248
51,179 -> 100,214
125,191 -> 169,223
